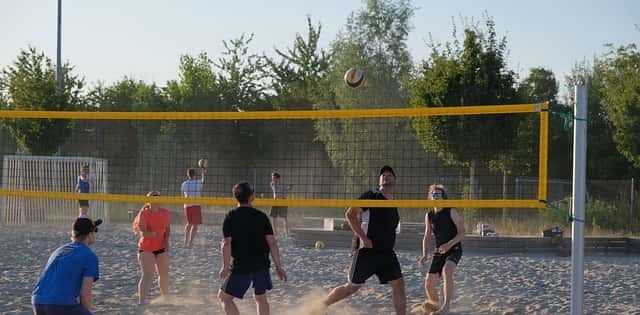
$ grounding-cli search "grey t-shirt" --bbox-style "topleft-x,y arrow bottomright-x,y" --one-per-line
270,181 -> 287,199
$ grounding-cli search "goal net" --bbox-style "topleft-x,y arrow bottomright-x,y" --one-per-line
1,155 -> 108,224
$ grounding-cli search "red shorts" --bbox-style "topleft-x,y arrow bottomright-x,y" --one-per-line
184,205 -> 202,224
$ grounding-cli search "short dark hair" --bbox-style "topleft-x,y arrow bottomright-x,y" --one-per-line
271,172 -> 280,178
187,168 -> 195,179
233,182 -> 254,203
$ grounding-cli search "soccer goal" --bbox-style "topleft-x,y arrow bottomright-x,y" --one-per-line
1,155 -> 109,224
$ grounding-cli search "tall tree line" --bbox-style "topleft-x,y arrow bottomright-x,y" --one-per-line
1,0 -> 638,197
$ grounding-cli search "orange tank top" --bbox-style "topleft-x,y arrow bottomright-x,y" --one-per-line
137,207 -> 170,252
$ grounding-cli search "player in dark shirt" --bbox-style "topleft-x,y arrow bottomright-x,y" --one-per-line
217,182 -> 287,315
319,165 -> 406,315
418,184 -> 465,315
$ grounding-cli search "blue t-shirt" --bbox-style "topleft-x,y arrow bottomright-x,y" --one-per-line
32,242 -> 99,305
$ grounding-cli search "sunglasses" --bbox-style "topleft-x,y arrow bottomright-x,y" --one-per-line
431,191 -> 445,198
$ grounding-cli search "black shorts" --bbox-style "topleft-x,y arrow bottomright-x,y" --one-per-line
221,269 -> 273,299
349,248 -> 402,285
428,244 -> 462,275
139,248 -> 166,256
269,206 -> 288,218
78,200 -> 89,207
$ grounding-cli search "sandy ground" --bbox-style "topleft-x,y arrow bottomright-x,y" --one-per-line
0,223 -> 639,315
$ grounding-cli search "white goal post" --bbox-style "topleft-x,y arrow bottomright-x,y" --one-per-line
1,155 -> 109,224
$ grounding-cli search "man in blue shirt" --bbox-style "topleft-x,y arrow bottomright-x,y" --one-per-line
32,217 -> 102,315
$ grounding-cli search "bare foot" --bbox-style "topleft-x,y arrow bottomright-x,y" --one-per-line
430,305 -> 449,315
421,301 -> 439,313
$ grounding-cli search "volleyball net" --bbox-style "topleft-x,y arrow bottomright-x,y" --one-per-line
0,103 -> 548,223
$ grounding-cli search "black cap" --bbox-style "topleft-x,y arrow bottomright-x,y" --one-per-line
73,217 -> 103,235
380,165 -> 395,177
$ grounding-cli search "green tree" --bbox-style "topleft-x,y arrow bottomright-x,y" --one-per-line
565,61 -> 638,178
165,52 -> 219,111
85,78 -> 170,193
0,47 -> 84,154
518,68 -> 572,180
410,18 -> 519,198
313,0 -> 418,193
600,44 -> 640,168
265,16 -> 331,110
216,33 -> 270,111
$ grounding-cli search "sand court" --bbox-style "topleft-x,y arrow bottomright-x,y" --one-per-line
1,223 -> 638,314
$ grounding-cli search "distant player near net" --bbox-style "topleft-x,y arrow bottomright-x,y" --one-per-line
418,184 -> 465,315
269,172 -> 291,236
319,165 -> 406,315
75,164 -> 93,217
181,162 -> 206,247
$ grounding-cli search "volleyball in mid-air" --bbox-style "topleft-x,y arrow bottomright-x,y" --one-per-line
344,68 -> 365,88
198,158 -> 208,168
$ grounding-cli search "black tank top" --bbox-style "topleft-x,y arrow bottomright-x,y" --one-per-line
427,208 -> 459,247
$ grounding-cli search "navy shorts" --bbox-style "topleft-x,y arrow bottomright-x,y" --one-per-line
33,304 -> 93,315
428,244 -> 463,275
349,248 -> 402,285
78,200 -> 89,207
221,269 -> 273,299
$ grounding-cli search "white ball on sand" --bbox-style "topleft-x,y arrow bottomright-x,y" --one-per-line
344,68 -> 365,88
315,240 -> 325,249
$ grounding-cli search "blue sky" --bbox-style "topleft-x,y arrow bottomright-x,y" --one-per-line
1,0 -> 638,97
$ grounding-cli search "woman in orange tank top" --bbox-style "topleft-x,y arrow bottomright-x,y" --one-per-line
132,191 -> 171,305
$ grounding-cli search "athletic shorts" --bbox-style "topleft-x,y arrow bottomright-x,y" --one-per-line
184,205 -> 202,224
138,248 -> 166,256
349,248 -> 402,285
221,269 -> 273,299
78,200 -> 89,207
33,303 -> 93,315
269,206 -> 288,218
428,243 -> 463,275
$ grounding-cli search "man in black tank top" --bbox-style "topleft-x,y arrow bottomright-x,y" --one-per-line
318,165 -> 406,315
418,184 -> 465,315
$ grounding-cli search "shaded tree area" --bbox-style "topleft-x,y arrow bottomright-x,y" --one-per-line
410,17 -> 520,200
312,0 -> 437,196
0,47 -> 84,154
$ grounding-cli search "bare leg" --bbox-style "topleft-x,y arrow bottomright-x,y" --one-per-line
388,278 -> 406,315
254,293 -> 270,315
187,224 -> 198,246
424,272 -> 440,311
184,224 -> 191,246
137,252 -> 156,304
79,206 -> 88,217
218,290 -> 239,315
324,283 -> 359,306
155,252 -> 170,298
434,261 -> 457,314
283,217 -> 289,236
271,217 -> 278,235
